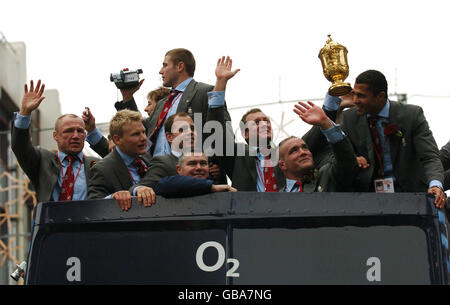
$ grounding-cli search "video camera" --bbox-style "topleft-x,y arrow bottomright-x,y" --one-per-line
110,69 -> 143,89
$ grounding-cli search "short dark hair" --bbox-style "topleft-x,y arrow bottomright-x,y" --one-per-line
164,112 -> 191,133
355,70 -> 388,97
239,108 -> 264,134
166,48 -> 196,77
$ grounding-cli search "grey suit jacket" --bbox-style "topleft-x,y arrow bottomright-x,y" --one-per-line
143,79 -> 232,139
280,136 -> 357,192
11,125 -> 97,203
88,148 -> 152,199
130,153 -> 179,190
440,140 -> 450,170
340,101 -> 444,192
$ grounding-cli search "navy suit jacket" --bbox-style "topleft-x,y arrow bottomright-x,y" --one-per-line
154,175 -> 214,198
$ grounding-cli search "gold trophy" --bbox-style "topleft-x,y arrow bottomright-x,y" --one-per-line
318,35 -> 352,96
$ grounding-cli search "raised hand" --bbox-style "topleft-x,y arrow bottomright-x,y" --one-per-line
82,107 -> 96,133
293,101 -> 332,130
119,68 -> 145,102
20,80 -> 45,115
214,56 -> 240,91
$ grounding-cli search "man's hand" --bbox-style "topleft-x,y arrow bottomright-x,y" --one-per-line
112,190 -> 132,211
20,80 -> 45,116
339,92 -> 355,110
136,186 -> 156,207
428,186 -> 447,209
119,68 -> 144,102
293,101 -> 333,130
209,163 -> 221,180
214,56 -> 240,91
211,184 -> 237,193
82,107 -> 96,133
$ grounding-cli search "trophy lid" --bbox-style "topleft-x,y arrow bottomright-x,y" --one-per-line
319,34 -> 348,57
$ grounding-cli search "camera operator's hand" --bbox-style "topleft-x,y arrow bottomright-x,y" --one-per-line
20,80 -> 46,116
119,68 -> 145,102
82,107 -> 96,133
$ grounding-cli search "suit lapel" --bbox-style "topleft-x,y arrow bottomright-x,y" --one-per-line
111,150 -> 135,188
387,101 -> 402,165
48,154 -> 61,198
176,79 -> 196,113
356,115 -> 375,166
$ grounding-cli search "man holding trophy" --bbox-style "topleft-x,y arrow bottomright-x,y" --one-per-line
318,35 -> 446,208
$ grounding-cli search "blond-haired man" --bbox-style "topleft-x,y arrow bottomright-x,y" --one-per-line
88,109 -> 155,210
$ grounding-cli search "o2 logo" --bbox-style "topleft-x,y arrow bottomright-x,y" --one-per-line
195,241 -> 240,277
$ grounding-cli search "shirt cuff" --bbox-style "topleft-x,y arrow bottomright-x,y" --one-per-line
13,112 -> 31,129
132,186 -> 141,196
320,123 -> 345,144
429,180 -> 443,190
323,92 -> 341,111
207,91 -> 225,108
86,128 -> 103,146
104,194 -> 112,199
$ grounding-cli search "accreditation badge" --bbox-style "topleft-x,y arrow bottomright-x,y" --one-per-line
374,177 -> 395,193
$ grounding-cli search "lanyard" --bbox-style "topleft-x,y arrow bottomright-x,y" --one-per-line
57,154 -> 84,197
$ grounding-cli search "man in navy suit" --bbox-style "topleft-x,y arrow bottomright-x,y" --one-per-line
153,152 -> 236,198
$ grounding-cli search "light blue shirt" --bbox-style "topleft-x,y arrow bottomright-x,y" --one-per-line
52,151 -> 87,201
207,91 -> 225,108
153,77 -> 193,157
322,94 -> 442,190
86,128 -> 103,146
285,178 -> 301,192
255,149 -> 266,192
367,99 -> 394,179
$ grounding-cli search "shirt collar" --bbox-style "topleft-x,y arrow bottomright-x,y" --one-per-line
367,99 -> 390,119
285,178 -> 298,192
58,151 -> 83,163
115,146 -> 139,166
174,77 -> 193,92
172,150 -> 182,158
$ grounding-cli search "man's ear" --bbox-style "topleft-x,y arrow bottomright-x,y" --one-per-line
278,159 -> 286,171
176,165 -> 181,175
176,61 -> 185,73
166,132 -> 173,145
53,130 -> 58,142
112,134 -> 121,145
376,91 -> 387,101
242,129 -> 249,142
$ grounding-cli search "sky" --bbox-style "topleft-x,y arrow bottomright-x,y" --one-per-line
1,0 -> 450,148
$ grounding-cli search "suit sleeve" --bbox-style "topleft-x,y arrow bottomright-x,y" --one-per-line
114,98 -> 139,111
89,136 -> 110,158
11,125 -> 42,187
328,136 -> 358,191
131,157 -> 173,189
412,107 -> 444,185
87,163 -> 111,199
154,175 -> 213,198
440,140 -> 450,170
205,105 -> 236,181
